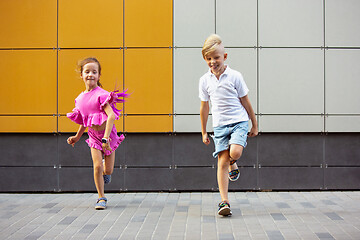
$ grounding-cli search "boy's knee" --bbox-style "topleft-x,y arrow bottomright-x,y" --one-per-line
230,151 -> 242,161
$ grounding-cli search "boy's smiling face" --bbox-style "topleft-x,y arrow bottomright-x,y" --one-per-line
204,44 -> 227,78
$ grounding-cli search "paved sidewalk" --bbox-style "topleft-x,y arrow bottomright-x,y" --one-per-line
0,191 -> 359,240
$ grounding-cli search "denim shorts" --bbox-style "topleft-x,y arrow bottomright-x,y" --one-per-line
211,121 -> 249,158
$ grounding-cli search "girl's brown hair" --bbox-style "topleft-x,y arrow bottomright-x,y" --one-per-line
78,57 -> 103,87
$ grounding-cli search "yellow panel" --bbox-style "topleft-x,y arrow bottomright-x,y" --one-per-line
125,0 -> 172,47
58,49 -> 124,132
124,49 -> 172,114
0,116 -> 56,133
125,115 -> 172,132
59,115 -> 123,133
59,0 -> 123,48
0,0 -> 56,48
0,50 -> 57,114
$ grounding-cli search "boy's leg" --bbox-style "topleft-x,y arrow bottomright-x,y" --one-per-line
229,144 -> 244,172
217,150 -> 230,202
91,148 -> 105,198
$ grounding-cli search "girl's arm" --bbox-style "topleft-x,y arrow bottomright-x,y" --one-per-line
102,103 -> 116,151
240,95 -> 258,137
67,125 -> 87,147
200,101 -> 210,145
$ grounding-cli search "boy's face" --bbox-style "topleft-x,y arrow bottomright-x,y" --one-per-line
204,46 -> 227,76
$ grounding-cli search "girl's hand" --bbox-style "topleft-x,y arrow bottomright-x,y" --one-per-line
67,136 -> 79,147
102,138 -> 112,152
248,126 -> 258,137
202,133 -> 210,145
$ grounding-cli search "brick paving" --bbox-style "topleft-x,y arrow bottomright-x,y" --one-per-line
0,191 -> 360,239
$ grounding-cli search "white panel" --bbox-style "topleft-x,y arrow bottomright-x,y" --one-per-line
259,0 -> 323,47
326,116 -> 360,132
260,115 -> 324,132
174,115 -> 213,133
259,48 -> 324,114
174,48 -> 209,114
174,0 -> 215,47
325,49 -> 360,114
326,0 -> 360,47
225,48 -> 257,113
216,0 -> 257,47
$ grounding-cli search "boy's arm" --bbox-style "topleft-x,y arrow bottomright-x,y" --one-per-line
200,101 -> 210,145
240,95 -> 258,137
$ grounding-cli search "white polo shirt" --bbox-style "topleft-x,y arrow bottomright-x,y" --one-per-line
199,66 -> 249,127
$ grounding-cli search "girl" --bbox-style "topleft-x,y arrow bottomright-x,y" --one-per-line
67,57 -> 128,210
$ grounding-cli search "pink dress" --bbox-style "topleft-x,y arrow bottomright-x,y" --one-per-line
67,86 -> 128,155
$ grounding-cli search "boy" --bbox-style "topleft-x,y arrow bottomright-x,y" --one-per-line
199,34 -> 258,216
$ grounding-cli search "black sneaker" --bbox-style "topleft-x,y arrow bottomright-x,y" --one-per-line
218,201 -> 232,216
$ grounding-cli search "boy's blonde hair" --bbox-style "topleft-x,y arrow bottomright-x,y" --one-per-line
202,34 -> 222,59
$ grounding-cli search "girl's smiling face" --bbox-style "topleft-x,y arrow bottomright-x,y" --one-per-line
81,62 -> 100,91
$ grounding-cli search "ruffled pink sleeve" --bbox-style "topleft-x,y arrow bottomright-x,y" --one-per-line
66,107 -> 84,125
99,90 -> 129,119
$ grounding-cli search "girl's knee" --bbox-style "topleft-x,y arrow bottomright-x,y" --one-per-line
104,168 -> 113,175
93,164 -> 103,173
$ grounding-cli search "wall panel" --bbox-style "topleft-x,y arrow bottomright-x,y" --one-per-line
125,115 -> 172,133
174,0 -> 215,47
216,0 -> 257,47
0,0 -> 57,48
125,0 -> 172,47
259,0 -> 323,47
325,0 -> 360,47
124,49 -> 172,115
259,115 -> 323,132
59,0 -> 123,48
0,50 -> 57,115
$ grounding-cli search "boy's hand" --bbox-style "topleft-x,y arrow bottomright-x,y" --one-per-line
248,127 -> 258,137
67,136 -> 79,147
202,133 -> 210,145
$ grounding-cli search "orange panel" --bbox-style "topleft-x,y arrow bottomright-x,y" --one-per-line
0,0 -> 57,48
59,0 -> 123,48
0,50 -> 57,114
58,49 -> 124,132
125,115 -> 172,132
125,0 -> 172,47
59,115 -> 123,133
0,116 -> 56,133
124,48 -> 172,114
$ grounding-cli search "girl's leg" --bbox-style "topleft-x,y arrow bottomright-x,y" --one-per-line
103,151 -> 115,175
228,144 -> 244,172
217,150 -> 230,202
91,148 -> 105,199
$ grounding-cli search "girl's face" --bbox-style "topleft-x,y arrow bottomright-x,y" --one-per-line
81,62 -> 100,91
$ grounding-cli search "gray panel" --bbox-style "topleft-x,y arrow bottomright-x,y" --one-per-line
0,167 -> 58,192
124,134 -> 172,167
259,48 -> 324,114
325,134 -> 360,166
124,168 -> 172,191
326,116 -> 360,132
259,115 -> 324,133
258,134 -> 323,167
325,0 -> 360,47
59,167 -> 124,192
228,167 -> 257,190
325,49 -> 360,114
259,167 -> 323,190
0,134 -> 57,166
174,115 -> 213,133
258,0 -> 323,47
58,133 -> 125,167
174,0 -> 215,47
173,167 -> 217,191
174,133 -> 214,166
324,167 -> 360,189
216,0 -> 257,47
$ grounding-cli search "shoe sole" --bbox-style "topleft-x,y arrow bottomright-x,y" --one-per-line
95,206 -> 106,210
218,207 -> 232,216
